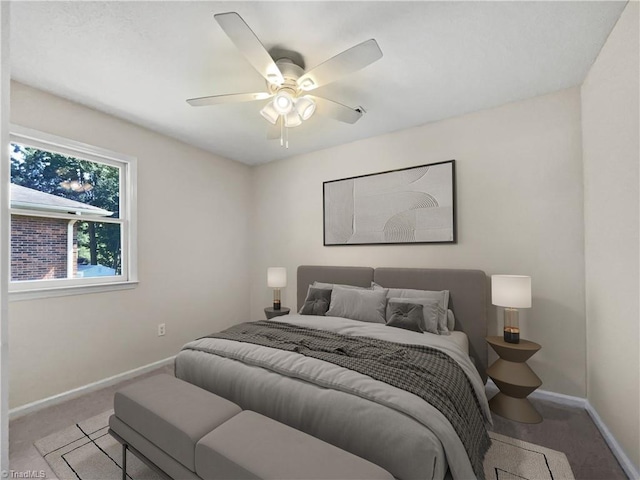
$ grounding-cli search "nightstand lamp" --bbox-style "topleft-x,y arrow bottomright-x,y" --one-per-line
491,275 -> 531,344
267,267 -> 287,310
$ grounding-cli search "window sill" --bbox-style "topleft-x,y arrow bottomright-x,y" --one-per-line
9,280 -> 139,301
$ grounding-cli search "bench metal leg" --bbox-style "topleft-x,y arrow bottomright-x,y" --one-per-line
110,428 -> 172,480
122,443 -> 128,480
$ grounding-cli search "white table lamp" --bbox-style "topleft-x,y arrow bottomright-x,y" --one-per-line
267,267 -> 287,310
491,275 -> 531,344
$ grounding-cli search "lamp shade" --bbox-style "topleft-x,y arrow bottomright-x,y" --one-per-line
267,267 -> 287,288
491,275 -> 531,308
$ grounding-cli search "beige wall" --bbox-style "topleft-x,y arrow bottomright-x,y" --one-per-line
9,82 -> 252,408
582,1 -> 640,471
251,88 -> 586,397
8,11 -> 639,465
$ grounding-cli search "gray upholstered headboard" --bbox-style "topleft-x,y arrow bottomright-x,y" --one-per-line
297,265 -> 488,382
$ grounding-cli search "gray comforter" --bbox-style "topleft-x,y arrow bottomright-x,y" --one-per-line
176,314 -> 492,480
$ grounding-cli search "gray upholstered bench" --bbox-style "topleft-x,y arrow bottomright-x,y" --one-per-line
110,373 -> 241,479
109,374 -> 394,480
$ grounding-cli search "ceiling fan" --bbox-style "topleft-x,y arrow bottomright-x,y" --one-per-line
187,12 -> 383,148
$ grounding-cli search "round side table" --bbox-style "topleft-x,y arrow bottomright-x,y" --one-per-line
486,336 -> 543,424
264,307 -> 290,320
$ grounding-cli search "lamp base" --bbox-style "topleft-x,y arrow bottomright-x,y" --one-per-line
504,327 -> 520,344
503,308 -> 520,344
272,288 -> 281,310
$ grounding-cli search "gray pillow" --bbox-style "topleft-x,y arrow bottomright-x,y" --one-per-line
300,287 -> 332,316
313,281 -> 370,291
374,284 -> 450,335
387,302 -> 424,333
387,297 -> 440,334
326,286 -> 388,323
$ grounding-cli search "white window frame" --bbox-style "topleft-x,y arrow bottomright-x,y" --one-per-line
8,125 -> 138,300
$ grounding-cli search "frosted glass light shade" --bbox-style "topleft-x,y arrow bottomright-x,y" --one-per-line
260,102 -> 279,125
295,96 -> 316,120
491,275 -> 531,308
284,111 -> 302,128
267,267 -> 287,288
273,92 -> 294,114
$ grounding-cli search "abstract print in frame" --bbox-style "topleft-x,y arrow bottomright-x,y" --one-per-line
324,160 -> 456,245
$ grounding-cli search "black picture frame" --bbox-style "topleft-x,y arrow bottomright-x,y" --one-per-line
323,160 -> 456,246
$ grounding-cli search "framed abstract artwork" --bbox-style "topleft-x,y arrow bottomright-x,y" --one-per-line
323,160 -> 456,245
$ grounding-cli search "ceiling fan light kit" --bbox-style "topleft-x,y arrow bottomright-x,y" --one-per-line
186,11 -> 383,148
260,102 -> 279,124
284,111 -> 302,128
296,96 -> 316,120
273,90 -> 295,115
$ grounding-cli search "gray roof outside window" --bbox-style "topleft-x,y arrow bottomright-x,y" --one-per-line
10,184 -> 112,217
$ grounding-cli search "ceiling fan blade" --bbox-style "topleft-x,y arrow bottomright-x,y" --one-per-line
297,39 -> 383,91
214,12 -> 284,85
186,92 -> 271,107
310,96 -> 363,124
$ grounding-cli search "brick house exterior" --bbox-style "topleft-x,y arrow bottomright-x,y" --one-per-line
10,184 -> 111,282
11,216 -> 78,281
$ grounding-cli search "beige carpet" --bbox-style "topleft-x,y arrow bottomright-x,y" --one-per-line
36,411 -> 575,480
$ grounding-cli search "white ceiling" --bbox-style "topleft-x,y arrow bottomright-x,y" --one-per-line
10,1 -> 626,165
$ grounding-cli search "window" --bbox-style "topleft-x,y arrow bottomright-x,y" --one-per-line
9,126 -> 137,299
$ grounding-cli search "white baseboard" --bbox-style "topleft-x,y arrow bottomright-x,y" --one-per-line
528,387 -> 587,408
486,379 -> 587,408
585,401 -> 640,480
9,355 -> 175,420
486,379 -> 638,479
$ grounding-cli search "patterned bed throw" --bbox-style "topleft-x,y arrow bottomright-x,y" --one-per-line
204,320 -> 491,479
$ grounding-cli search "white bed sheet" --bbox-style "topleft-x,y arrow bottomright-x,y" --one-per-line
444,330 -> 469,354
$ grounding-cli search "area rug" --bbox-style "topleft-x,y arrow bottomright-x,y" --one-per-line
484,432 -> 575,480
34,410 -> 161,480
36,411 -> 575,480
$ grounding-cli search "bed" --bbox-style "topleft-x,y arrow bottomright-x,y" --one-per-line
175,266 -> 491,480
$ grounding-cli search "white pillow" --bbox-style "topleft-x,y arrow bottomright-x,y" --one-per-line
387,297 -> 440,334
373,284 -> 450,335
447,309 -> 455,331
326,286 -> 388,323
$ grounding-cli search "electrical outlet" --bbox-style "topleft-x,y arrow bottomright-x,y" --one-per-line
158,323 -> 166,336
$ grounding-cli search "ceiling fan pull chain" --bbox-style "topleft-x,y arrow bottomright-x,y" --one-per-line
280,117 -> 284,147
